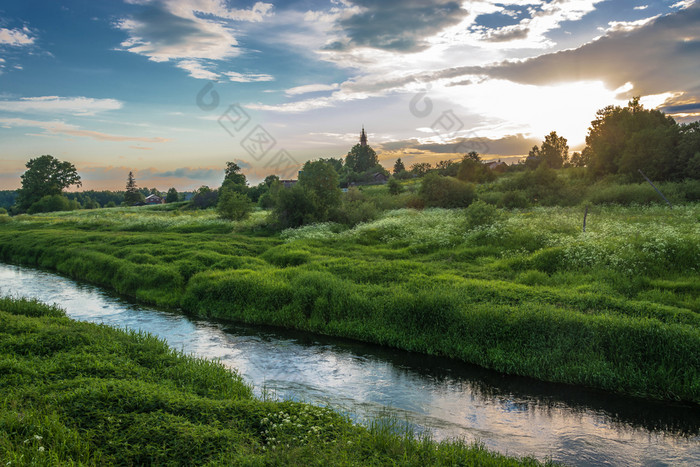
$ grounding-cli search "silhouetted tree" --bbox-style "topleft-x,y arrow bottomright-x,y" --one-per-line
345,144 -> 378,173
16,155 -> 82,211
124,171 -> 144,205
393,158 -> 406,175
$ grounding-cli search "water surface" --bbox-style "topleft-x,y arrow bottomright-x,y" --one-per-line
1,263 -> 698,466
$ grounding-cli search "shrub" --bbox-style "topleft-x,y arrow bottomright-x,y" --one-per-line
466,201 -> 498,229
27,195 -> 78,214
419,173 -> 475,208
499,191 -> 529,209
217,189 -> 253,221
0,207 -> 7,215
388,178 -> 403,195
587,183 -> 661,205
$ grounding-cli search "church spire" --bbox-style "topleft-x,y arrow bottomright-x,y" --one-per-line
360,126 -> 367,147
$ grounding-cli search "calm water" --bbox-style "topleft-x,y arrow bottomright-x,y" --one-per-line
1,263 -> 698,466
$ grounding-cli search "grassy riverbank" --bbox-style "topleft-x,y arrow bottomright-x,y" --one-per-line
0,205 -> 698,404
0,296 -> 539,465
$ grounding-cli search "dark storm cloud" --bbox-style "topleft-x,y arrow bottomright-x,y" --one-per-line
330,0 -> 467,52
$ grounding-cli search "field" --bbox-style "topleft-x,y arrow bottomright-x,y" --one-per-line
0,204 -> 698,404
0,296 -> 539,465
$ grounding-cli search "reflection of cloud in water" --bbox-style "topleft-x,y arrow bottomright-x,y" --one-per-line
1,263 -> 698,466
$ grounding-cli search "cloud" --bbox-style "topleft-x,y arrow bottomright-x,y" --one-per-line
327,0 -> 467,52
146,166 -> 223,179
473,4 -> 700,102
0,96 -> 122,116
224,71 -> 274,82
115,0 -> 274,79
285,83 -> 340,96
0,118 -> 170,143
176,59 -> 219,79
379,134 -> 540,156
0,27 -> 35,46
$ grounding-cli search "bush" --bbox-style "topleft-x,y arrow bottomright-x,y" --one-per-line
499,190 -> 529,209
27,195 -> 78,214
466,201 -> 498,229
587,183 -> 662,205
387,178 -> 403,195
419,173 -> 475,208
217,189 -> 253,221
0,207 -> 7,215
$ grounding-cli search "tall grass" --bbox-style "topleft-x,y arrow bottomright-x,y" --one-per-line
0,297 -> 541,465
0,205 -> 698,403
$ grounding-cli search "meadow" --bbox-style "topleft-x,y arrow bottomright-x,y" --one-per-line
0,203 -> 698,404
0,296 -> 540,465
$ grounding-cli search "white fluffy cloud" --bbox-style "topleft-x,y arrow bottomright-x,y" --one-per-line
0,27 -> 35,46
116,0 -> 274,79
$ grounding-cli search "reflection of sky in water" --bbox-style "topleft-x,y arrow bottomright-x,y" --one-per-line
2,264 -> 698,466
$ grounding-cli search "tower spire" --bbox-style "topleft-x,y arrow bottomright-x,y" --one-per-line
360,126 -> 367,147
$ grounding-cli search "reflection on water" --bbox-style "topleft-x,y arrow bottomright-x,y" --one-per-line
1,263 -> 698,466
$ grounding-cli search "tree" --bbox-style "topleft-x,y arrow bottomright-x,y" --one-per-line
298,160 -> 341,219
466,151 -> 481,162
393,158 -> 406,175
434,160 -> 460,177
318,157 -> 344,173
217,185 -> 253,220
345,144 -> 378,173
124,171 -> 144,205
585,97 -> 679,179
530,132 -> 569,169
165,187 -> 179,203
16,155 -> 82,211
224,162 -> 247,186
191,185 -> 218,209
410,162 -> 432,177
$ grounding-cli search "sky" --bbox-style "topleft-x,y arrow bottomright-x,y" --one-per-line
1,0 -> 699,191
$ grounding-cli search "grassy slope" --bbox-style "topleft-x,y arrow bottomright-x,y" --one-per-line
0,296 -> 539,466
0,205 -> 698,404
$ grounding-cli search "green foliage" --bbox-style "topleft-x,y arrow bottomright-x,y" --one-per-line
420,173 -> 475,208
0,207 -> 7,215
165,187 -> 179,203
0,190 -> 18,210
388,178 -> 404,195
17,155 -> 82,211
191,185 -> 219,209
528,131 -> 569,169
410,162 -> 432,177
27,195 -> 79,214
465,200 -> 498,229
456,156 -> 495,183
345,144 -> 378,173
586,98 -> 680,180
393,158 -> 406,174
2,205 -> 700,404
124,171 -> 144,206
217,187 -> 254,220
224,161 -> 247,186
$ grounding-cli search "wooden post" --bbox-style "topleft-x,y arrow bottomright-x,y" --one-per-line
583,205 -> 588,233
638,169 -> 672,208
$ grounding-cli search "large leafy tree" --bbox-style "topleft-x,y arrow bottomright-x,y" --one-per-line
17,155 -> 81,211
345,144 -> 378,173
585,97 -> 679,180
224,162 -> 247,186
528,131 -> 569,169
298,160 -> 341,218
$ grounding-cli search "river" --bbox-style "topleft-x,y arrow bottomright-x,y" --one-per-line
1,263 -> 698,465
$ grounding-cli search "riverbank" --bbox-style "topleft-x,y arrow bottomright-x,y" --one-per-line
0,295 -> 540,465
0,206 -> 698,404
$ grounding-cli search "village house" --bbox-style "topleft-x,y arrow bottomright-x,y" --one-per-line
145,194 -> 165,205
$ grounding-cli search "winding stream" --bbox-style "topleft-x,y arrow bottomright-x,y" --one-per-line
1,263 -> 698,465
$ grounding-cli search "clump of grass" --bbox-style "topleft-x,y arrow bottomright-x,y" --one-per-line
0,297 -> 540,465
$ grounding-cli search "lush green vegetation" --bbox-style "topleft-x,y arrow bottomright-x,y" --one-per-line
1,296 -> 538,465
0,203 -> 698,405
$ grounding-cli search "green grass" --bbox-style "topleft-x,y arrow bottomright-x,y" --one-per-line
0,296 -> 542,465
0,204 -> 698,403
